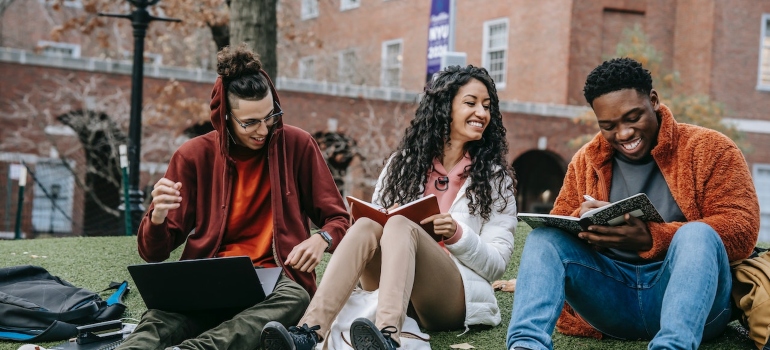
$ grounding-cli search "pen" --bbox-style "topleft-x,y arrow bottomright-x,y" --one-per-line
583,194 -> 597,201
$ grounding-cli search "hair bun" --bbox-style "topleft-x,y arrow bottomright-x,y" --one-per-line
217,43 -> 263,80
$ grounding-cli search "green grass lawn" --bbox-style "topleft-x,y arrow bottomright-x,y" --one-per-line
0,224 -> 756,349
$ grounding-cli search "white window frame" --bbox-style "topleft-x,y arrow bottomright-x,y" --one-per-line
40,0 -> 82,8
301,0 -> 319,20
37,41 -> 81,58
482,18 -> 509,89
381,39 -> 403,88
758,14 -> 770,91
299,56 -> 316,81
341,0 -> 360,11
754,164 -> 770,241
338,49 -> 358,84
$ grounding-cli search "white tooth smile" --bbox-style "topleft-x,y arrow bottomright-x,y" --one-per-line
622,139 -> 641,151
468,121 -> 483,128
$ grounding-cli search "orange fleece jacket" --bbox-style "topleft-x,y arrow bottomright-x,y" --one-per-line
551,104 -> 760,338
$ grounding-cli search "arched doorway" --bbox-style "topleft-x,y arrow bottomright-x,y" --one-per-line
512,150 -> 567,214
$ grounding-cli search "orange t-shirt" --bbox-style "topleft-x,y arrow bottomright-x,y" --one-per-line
217,146 -> 276,267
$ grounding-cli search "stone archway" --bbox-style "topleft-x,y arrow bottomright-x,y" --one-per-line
512,150 -> 567,214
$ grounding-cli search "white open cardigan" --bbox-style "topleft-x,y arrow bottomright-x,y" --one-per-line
372,160 -> 517,328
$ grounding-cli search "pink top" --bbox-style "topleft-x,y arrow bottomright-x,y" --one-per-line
423,153 -> 472,245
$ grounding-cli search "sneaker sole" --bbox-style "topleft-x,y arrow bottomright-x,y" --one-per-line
261,322 -> 296,350
350,319 -> 391,350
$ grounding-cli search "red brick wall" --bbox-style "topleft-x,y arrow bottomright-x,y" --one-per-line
709,0 -> 770,120
2,62 -> 768,235
567,0 -> 677,105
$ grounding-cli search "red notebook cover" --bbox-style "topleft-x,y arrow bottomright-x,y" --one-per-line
346,194 -> 443,242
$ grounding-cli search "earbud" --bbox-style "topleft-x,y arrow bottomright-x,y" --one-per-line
225,114 -> 229,120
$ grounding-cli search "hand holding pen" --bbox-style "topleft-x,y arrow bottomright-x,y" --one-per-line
579,194 -> 610,217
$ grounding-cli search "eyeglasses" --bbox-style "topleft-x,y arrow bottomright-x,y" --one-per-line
229,102 -> 283,130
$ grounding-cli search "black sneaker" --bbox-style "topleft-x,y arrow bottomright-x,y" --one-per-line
260,321 -> 320,350
350,318 -> 399,350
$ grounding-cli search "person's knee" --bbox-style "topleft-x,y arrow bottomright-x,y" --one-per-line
296,287 -> 311,310
384,215 -> 413,231
345,218 -> 381,244
279,281 -> 311,309
671,222 -> 721,250
669,222 -> 727,268
382,215 -> 421,243
352,217 -> 381,232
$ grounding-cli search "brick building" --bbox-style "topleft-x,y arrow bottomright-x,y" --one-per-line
1,0 -> 770,238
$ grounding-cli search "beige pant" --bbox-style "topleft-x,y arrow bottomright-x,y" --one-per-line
301,216 -> 466,344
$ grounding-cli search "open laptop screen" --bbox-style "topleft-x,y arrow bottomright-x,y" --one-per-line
128,256 -> 281,312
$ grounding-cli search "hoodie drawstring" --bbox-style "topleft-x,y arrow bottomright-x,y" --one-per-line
283,135 -> 291,196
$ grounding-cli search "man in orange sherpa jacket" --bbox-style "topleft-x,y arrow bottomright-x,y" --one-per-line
506,57 -> 759,350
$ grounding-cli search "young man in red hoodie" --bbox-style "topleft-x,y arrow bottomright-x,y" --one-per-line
118,45 -> 350,350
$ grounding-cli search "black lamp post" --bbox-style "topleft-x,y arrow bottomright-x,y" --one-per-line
99,1 -> 180,233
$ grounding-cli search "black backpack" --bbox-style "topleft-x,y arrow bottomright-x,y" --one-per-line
0,265 -> 129,342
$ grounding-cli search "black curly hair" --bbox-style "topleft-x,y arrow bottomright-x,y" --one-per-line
379,65 -> 517,220
583,57 -> 653,106
217,43 -> 270,110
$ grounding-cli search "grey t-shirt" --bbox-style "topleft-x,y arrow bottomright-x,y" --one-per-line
603,154 -> 686,263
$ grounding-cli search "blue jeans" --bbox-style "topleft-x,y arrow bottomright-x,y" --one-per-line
506,222 -> 732,350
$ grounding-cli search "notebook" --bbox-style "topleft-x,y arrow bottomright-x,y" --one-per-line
127,256 -> 282,312
517,193 -> 664,235
346,194 -> 443,241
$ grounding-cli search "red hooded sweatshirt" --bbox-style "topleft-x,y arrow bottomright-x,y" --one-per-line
136,70 -> 350,296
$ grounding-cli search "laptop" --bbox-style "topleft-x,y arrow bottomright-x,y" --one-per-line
127,256 -> 282,312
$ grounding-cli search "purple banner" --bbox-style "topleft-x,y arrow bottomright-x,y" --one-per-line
426,0 -> 451,82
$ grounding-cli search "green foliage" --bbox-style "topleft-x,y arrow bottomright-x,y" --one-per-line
573,25 -> 749,152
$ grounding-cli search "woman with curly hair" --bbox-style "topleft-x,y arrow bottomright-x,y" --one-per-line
119,44 -> 350,350
262,65 -> 518,350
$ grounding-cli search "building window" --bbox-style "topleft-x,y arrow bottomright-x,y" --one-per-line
381,39 -> 403,88
759,14 -> 770,90
482,18 -> 509,88
37,41 -> 81,58
299,56 -> 315,80
31,161 -> 75,235
341,0 -> 360,11
339,49 -> 358,84
754,164 -> 770,241
302,0 -> 319,19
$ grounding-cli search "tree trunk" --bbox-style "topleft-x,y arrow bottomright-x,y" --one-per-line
228,0 -> 277,79
209,24 -> 230,52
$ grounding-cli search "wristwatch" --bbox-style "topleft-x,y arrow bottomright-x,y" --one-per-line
316,231 -> 333,252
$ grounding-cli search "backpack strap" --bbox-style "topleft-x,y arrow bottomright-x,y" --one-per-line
0,320 -> 78,342
93,281 -> 130,323
103,281 -> 129,306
